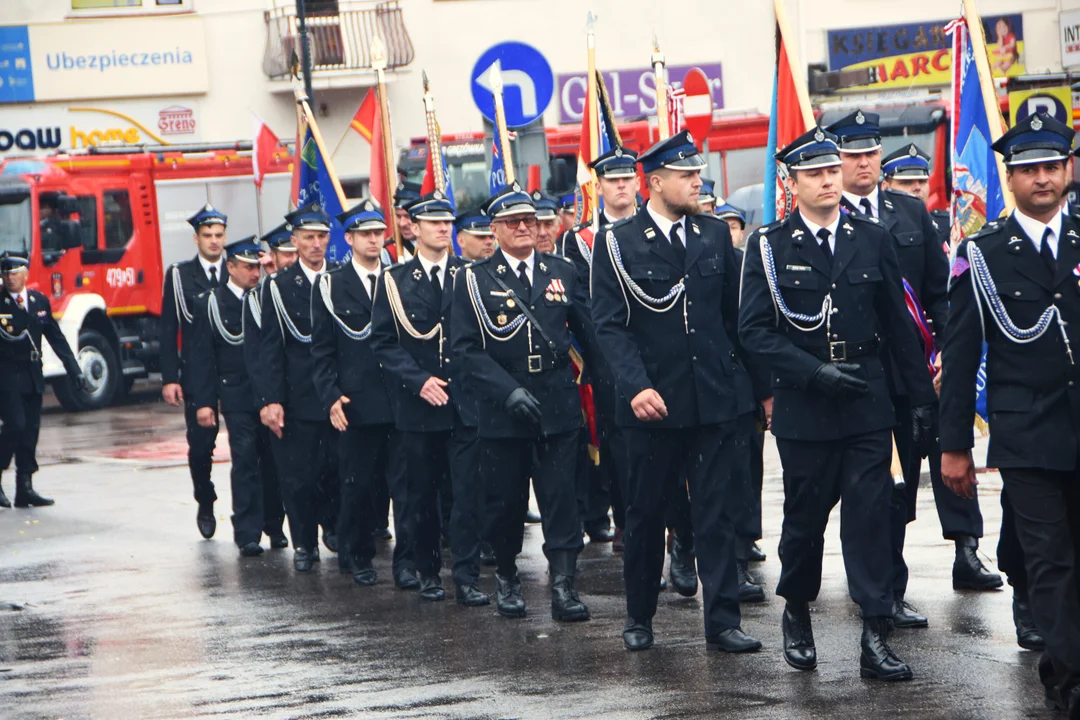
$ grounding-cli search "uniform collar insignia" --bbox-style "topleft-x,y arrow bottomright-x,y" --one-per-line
294,275 -> 303,286
869,216 -> 880,223
1008,236 -> 1022,244
449,265 -> 459,277
842,222 -> 853,233
883,199 -> 893,209
644,227 -> 656,239
538,261 -> 548,273
412,268 -> 424,280
496,264 -> 507,275
791,228 -> 804,238
690,223 -> 700,234
1068,229 -> 1078,238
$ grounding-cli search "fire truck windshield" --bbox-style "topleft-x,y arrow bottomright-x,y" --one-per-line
0,189 -> 31,256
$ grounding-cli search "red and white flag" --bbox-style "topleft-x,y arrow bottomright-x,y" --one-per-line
251,112 -> 281,192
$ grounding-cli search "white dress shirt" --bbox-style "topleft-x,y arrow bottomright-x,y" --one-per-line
198,255 -> 224,283
225,279 -> 245,300
800,212 -> 842,254
1013,208 -> 1063,260
351,258 -> 382,299
843,187 -> 880,219
299,260 -> 327,286
502,250 -> 536,287
417,252 -> 449,289
646,200 -> 687,246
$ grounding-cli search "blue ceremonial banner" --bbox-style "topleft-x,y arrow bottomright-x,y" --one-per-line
763,65 -> 780,225
297,127 -> 348,263
490,123 -> 507,195
948,17 -> 1006,433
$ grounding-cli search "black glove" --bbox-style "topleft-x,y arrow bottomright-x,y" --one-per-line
505,387 -> 542,426
809,362 -> 868,403
911,403 -> 936,458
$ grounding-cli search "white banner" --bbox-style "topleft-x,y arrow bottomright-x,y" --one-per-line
1062,9 -> 1080,69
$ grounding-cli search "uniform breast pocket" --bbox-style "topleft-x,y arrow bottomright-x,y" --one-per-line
846,266 -> 883,285
895,231 -> 924,249
697,257 -> 722,277
996,282 -> 1039,302
777,273 -> 819,291
629,264 -> 672,284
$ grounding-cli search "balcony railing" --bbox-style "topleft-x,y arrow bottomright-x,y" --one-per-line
263,1 -> 414,80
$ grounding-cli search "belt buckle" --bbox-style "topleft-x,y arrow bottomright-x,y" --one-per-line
527,354 -> 542,373
829,341 -> 847,362
29,350 -> 40,362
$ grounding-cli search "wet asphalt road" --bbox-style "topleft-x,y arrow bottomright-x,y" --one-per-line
0,380 -> 1056,719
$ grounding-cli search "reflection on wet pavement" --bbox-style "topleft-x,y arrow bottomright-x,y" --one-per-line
0,382 -> 1054,718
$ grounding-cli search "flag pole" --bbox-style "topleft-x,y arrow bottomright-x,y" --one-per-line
651,32 -> 669,141
294,91 -> 349,210
422,70 -> 447,194
962,0 -> 1015,212
772,0 -> 815,130
586,13 -> 600,229
370,32 -> 402,260
490,64 -> 516,184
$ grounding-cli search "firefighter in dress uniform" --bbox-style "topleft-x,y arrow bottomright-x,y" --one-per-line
159,204 -> 230,539
187,237 -> 273,557
939,113 -> 1080,717
739,127 -> 936,680
256,202 -> 340,572
0,251 -> 86,508
452,183 -> 594,621
591,131 -> 766,653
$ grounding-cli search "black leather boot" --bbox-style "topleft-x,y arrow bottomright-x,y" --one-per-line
196,502 -> 215,538
860,617 -> 913,681
14,473 -> 54,508
782,602 -> 817,670
891,595 -> 929,629
550,552 -> 590,621
737,559 -> 766,603
0,474 -> 10,508
952,536 -> 1004,590
496,574 -> 526,618
668,534 -> 699,597
1012,590 -> 1045,650
623,617 -> 654,650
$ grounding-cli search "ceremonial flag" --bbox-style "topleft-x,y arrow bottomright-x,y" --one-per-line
349,90 -> 378,143
421,140 -> 460,254
763,0 -> 814,224
490,121 -> 510,195
251,112 -> 281,192
296,126 -> 348,263
947,11 -> 1011,434
666,84 -> 686,138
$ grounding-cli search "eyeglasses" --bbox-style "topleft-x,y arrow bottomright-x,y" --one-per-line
496,216 -> 538,228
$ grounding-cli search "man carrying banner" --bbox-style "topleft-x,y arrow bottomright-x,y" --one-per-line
592,131 -> 765,653
826,110 -> 956,629
940,113 -> 1080,717
879,142 -> 1003,595
385,182 -> 421,263
739,127 -> 935,680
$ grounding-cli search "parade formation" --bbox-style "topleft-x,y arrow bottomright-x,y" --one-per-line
2,1 -> 1080,718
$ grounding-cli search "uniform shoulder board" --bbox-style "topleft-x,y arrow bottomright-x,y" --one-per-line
386,261 -> 413,279
969,220 -> 1003,242
467,256 -> 492,267
608,216 -> 635,232
196,288 -> 214,300
693,212 -> 723,224
324,263 -> 346,275
755,219 -> 786,236
848,212 -> 882,226
541,251 -> 573,264
882,188 -> 919,205
570,222 -> 589,233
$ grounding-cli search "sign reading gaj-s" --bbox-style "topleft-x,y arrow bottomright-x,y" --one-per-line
827,14 -> 1024,90
0,16 -> 208,104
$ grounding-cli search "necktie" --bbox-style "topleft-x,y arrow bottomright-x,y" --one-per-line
859,198 -> 874,218
670,224 -> 686,267
817,228 -> 833,268
517,261 -> 532,296
15,294 -> 24,309
430,265 -> 442,301
367,273 -> 377,299
1040,227 -> 1057,275
209,264 -> 218,284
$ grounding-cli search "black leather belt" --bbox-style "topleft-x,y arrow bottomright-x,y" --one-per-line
803,338 -> 879,362
505,355 -> 569,374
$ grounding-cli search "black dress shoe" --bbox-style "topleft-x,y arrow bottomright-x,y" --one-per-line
353,561 -> 377,587
13,474 -> 53,508
479,542 -> 497,567
612,528 -> 625,553
659,575 -> 667,591
737,559 -> 766,603
623,617 -> 654,651
524,508 -> 542,524
1013,593 -> 1045,650
669,536 -> 699,597
239,541 -> 264,557
456,583 -> 491,607
495,574 -> 527,618
891,597 -> 929,629
860,617 -> 913,681
311,547 -> 321,563
394,568 -> 420,590
322,531 -> 338,553
0,478 -> 11,508
294,547 -> 315,573
372,527 -> 393,541
952,538 -> 1004,590
1067,686 -> 1080,720
419,575 -> 445,601
748,541 -> 767,563
706,626 -> 762,653
196,503 -> 216,539
551,574 -> 590,621
585,524 -> 615,543
782,603 -> 817,670
269,533 -> 289,549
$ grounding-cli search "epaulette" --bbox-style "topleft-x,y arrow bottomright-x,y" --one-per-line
196,288 -> 214,300
968,219 -> 1003,242
754,219 -> 786,236
848,211 -> 883,226
608,216 -> 635,232
324,263 -> 346,275
541,251 -> 573,264
882,188 -> 921,207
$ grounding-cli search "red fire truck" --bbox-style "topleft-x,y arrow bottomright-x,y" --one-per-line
0,144 -> 292,410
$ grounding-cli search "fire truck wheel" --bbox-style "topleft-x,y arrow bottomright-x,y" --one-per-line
53,330 -> 120,412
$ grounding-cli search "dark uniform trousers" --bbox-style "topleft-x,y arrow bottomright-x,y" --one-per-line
386,431 -> 414,574
270,420 -> 336,551
221,411 -> 265,545
740,209 -> 937,621
592,209 -> 765,638
0,291 -> 81,476
449,425 -> 483,586
160,258 -> 228,506
998,488 -> 1028,595
337,417 -> 392,566
256,425 -> 285,537
939,214 -> 1080,700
